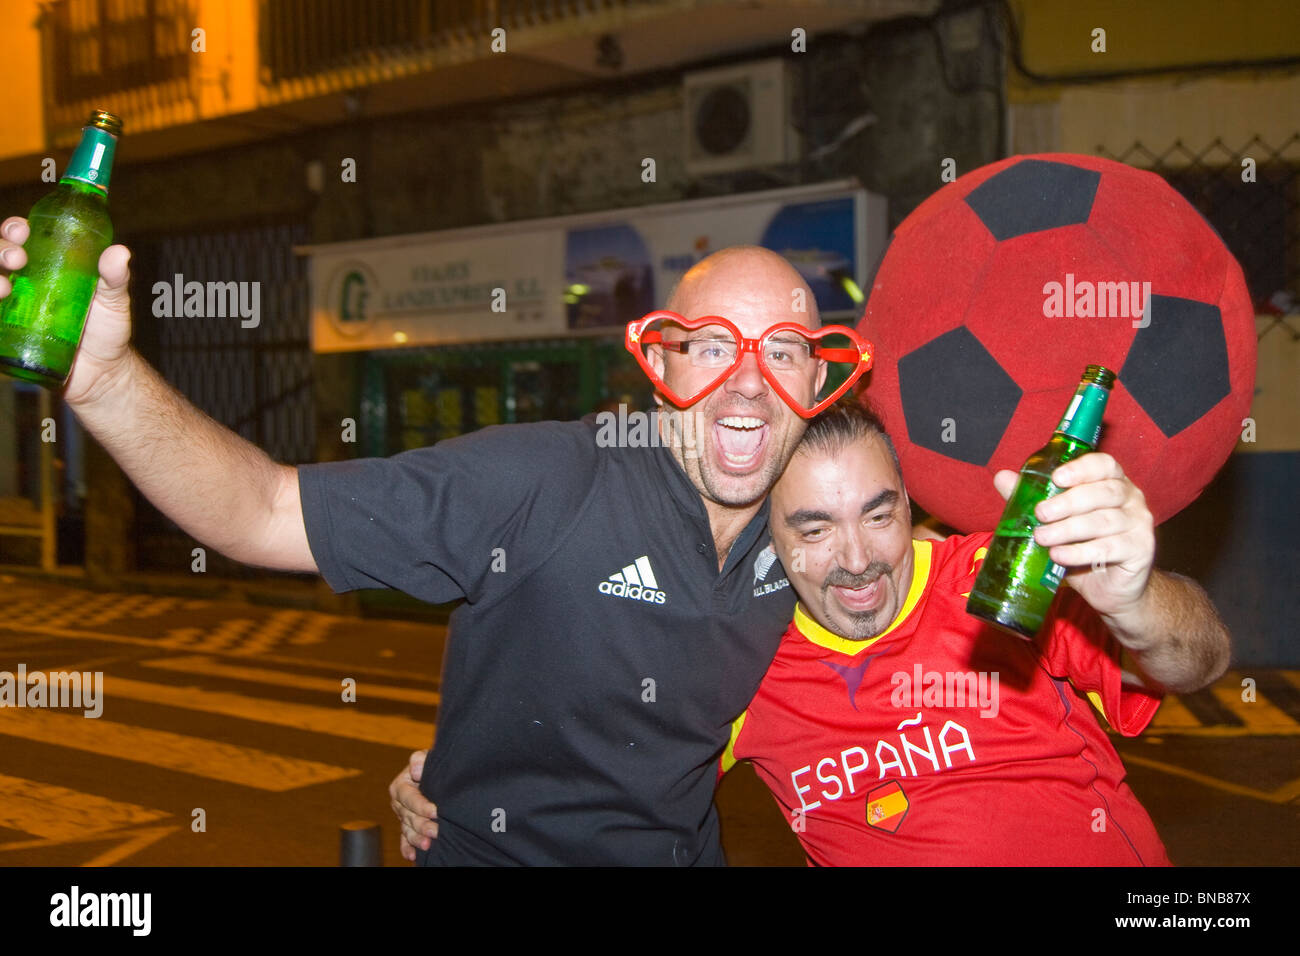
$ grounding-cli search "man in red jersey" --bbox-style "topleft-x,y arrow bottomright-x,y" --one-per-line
392,399 -> 1229,864
721,399 -> 1228,865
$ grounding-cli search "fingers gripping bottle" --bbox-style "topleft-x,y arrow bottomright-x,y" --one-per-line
966,365 -> 1115,638
0,110 -> 121,388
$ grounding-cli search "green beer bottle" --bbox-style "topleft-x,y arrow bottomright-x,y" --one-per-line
0,110 -> 122,388
966,365 -> 1115,638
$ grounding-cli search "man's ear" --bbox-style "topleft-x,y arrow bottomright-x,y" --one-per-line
814,358 -> 828,399
645,343 -> 668,411
646,343 -> 665,380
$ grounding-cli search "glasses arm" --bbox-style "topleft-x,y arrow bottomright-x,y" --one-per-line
815,346 -> 868,363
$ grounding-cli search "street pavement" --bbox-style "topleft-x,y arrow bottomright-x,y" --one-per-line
0,575 -> 1294,867
0,575 -> 442,866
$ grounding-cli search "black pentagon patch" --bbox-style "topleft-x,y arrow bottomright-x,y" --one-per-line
965,159 -> 1101,241
899,326 -> 1022,466
1121,294 -> 1230,437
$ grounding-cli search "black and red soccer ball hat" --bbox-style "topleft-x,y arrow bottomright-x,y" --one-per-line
858,153 -> 1256,533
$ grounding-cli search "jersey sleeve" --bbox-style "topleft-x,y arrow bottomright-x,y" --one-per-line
297,421 -> 598,606
1039,586 -> 1163,736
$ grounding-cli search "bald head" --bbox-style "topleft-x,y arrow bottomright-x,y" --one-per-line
666,246 -> 820,329
647,244 -> 826,516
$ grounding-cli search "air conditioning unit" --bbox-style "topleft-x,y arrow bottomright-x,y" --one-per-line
684,59 -> 794,176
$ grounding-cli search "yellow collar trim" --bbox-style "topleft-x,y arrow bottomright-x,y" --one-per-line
793,539 -> 933,656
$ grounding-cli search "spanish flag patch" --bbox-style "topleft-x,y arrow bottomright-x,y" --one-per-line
865,780 -> 909,833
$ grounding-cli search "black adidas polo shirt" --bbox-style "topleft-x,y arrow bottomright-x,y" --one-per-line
298,415 -> 796,865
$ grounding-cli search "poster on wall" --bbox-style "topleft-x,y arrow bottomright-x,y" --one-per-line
307,230 -> 563,353
563,224 -> 657,330
302,180 -> 885,352
564,191 -> 870,330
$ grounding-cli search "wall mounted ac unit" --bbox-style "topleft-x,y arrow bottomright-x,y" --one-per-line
684,59 -> 794,176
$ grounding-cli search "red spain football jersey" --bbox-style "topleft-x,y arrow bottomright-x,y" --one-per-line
723,532 -> 1170,866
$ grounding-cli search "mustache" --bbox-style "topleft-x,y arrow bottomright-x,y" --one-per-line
705,387 -> 780,412
708,398 -> 778,418
824,562 -> 892,590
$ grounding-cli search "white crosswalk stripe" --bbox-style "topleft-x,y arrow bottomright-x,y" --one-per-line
4,591 -> 343,656
0,653 -> 438,863
0,773 -> 170,840
92,673 -> 433,749
142,655 -> 440,705
1145,670 -> 1300,736
0,708 -> 362,791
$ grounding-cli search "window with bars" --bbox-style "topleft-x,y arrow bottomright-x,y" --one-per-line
257,0 -> 625,82
127,220 -> 315,576
45,0 -> 195,106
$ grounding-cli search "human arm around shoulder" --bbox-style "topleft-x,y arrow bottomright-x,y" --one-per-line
389,751 -> 439,862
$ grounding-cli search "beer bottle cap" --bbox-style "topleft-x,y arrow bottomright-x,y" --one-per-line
1082,364 -> 1116,389
86,111 -> 124,137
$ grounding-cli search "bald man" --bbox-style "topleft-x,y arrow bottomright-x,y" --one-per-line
0,220 -> 826,864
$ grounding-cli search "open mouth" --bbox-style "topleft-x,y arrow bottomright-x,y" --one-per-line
831,578 -> 883,612
714,416 -> 769,469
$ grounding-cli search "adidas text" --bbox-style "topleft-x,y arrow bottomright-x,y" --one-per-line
598,581 -> 667,604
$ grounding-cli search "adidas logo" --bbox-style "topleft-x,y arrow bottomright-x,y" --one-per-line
598,555 -> 668,605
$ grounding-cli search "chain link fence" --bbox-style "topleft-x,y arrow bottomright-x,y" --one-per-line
1098,134 -> 1300,342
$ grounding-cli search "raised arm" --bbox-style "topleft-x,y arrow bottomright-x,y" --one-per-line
1,217 -> 317,573
993,452 -> 1231,693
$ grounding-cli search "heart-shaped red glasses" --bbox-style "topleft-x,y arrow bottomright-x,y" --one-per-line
625,311 -> 874,418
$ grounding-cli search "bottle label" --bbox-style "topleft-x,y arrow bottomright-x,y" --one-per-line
1056,383 -> 1108,446
1040,561 -> 1065,590
62,127 -> 117,191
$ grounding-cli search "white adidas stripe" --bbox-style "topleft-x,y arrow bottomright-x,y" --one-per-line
608,555 -> 658,588
635,556 -> 659,589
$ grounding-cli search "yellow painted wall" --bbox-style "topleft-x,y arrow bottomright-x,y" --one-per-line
193,0 -> 260,118
1056,73 -> 1300,159
1243,318 -> 1300,453
1008,0 -> 1300,158
1009,0 -> 1300,82
1,0 -> 47,159
0,0 -> 260,163
1008,0 -> 1300,157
